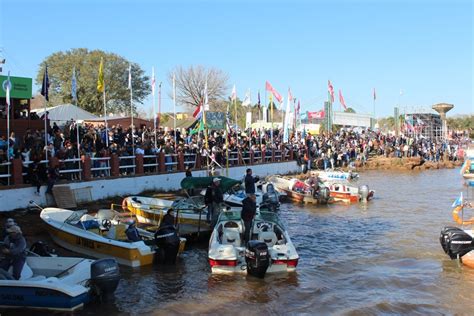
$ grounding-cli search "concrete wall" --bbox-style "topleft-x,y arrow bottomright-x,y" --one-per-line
0,161 -> 299,212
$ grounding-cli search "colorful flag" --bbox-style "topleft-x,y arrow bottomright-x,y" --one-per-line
296,100 -> 300,115
193,103 -> 203,119
231,84 -> 237,101
373,88 -> 376,100
452,192 -> 463,207
242,89 -> 251,107
328,80 -> 334,103
41,65 -> 50,101
128,64 -> 132,90
71,67 -> 77,102
265,81 -> 283,103
151,67 -> 155,97
97,58 -> 104,93
339,89 -> 347,110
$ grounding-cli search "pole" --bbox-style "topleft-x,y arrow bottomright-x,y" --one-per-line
44,99 -> 48,159
234,98 -> 237,131
173,73 -> 177,146
103,89 -> 108,147
270,94 -> 274,145
6,85 -> 10,185
130,66 -> 134,155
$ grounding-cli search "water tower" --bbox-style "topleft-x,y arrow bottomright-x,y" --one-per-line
432,103 -> 454,139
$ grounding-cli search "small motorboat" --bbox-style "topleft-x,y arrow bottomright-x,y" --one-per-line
440,197 -> 474,268
268,175 -> 331,204
314,170 -> 359,182
322,179 -> 374,203
40,207 -> 185,267
461,155 -> 474,180
208,208 -> 299,277
0,256 -> 120,311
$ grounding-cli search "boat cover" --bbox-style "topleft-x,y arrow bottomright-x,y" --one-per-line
180,176 -> 241,193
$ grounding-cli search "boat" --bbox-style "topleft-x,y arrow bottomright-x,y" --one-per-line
461,150 -> 474,179
208,208 -> 299,277
40,207 -> 185,267
0,256 -> 120,311
267,175 -> 331,204
323,179 -> 374,203
440,196 -> 474,268
313,170 -> 359,182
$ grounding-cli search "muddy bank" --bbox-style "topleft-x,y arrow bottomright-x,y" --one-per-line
356,156 -> 463,171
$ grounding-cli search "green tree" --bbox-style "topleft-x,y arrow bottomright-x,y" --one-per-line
36,48 -> 150,115
344,107 -> 356,113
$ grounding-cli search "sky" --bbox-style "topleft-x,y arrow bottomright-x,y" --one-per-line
0,0 -> 472,118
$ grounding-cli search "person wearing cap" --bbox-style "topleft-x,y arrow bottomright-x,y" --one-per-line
125,220 -> 141,242
0,225 -> 27,280
204,178 -> 224,224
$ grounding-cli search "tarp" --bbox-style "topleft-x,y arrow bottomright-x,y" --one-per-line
180,176 -> 241,193
32,104 -> 98,126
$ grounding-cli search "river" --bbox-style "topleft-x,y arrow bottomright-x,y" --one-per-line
78,168 -> 474,315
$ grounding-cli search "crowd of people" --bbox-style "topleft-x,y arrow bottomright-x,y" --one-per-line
0,117 -> 471,187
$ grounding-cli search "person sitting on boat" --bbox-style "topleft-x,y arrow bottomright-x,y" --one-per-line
1,218 -> 17,239
0,225 -> 27,280
205,178 -> 224,225
160,208 -> 176,229
241,194 -> 257,245
125,220 -> 141,242
306,176 -> 320,196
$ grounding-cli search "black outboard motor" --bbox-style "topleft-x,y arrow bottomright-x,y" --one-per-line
245,240 -> 270,278
154,226 -> 181,264
317,187 -> 330,204
29,241 -> 56,257
440,226 -> 474,259
90,258 -> 120,301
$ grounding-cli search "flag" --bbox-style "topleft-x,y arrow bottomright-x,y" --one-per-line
257,91 -> 261,109
189,119 -> 205,135
193,103 -> 203,119
204,80 -> 209,111
416,117 -> 424,125
452,192 -> 463,207
339,89 -> 347,110
128,64 -> 132,90
3,71 -> 11,107
242,89 -> 251,107
151,67 -> 155,96
308,110 -> 325,119
373,88 -> 376,100
328,80 -> 334,103
283,88 -> 292,143
97,58 -> 104,93
41,65 -> 50,101
265,81 -> 283,103
296,100 -> 300,115
71,67 -> 77,102
231,84 -> 237,101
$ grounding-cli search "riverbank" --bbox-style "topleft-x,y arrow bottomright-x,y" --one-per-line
357,156 -> 463,171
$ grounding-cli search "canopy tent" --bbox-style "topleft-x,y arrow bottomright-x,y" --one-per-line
32,104 -> 98,126
180,176 -> 242,193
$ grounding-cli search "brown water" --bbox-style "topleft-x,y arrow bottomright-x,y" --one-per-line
78,169 -> 474,316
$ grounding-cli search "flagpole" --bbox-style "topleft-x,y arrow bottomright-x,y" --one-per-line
103,89 -> 108,147
72,67 -> 81,165
173,73 -> 177,146
6,74 -> 10,184
152,67 -> 156,149
270,94 -> 273,145
158,82 -> 162,147
129,64 -> 134,155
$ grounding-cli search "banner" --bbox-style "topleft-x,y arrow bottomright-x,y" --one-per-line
308,111 -> 325,119
246,112 -> 252,129
0,75 -> 32,99
205,112 -> 226,129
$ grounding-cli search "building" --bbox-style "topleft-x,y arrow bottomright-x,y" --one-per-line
404,111 -> 442,140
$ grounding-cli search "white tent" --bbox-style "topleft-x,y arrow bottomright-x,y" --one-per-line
32,104 -> 99,126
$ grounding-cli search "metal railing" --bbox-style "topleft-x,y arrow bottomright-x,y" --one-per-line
91,156 -> 111,178
164,154 -> 178,172
183,153 -> 197,169
274,149 -> 282,162
0,162 -> 12,185
253,150 -> 262,164
143,154 -> 159,173
119,155 -> 136,175
58,158 -> 82,180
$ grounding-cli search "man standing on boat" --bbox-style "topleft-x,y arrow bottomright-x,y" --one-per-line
241,194 -> 257,245
205,178 -> 224,224
0,225 -> 27,280
244,168 -> 259,196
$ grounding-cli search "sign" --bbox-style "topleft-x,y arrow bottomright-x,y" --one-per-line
0,75 -> 32,99
205,112 -> 226,129
332,111 -> 372,127
308,111 -> 325,119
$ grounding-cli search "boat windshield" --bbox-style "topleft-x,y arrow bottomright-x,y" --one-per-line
218,210 -> 242,222
64,210 -> 88,225
256,211 -> 286,229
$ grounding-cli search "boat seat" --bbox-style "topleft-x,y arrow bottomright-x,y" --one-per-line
222,230 -> 241,247
259,231 -> 278,247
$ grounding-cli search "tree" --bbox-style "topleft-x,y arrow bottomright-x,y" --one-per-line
344,107 -> 356,113
36,48 -> 150,116
168,65 -> 229,110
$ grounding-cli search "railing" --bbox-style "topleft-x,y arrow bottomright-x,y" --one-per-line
58,158 -> 82,181
183,153 -> 197,169
21,160 -> 49,177
274,149 -> 282,162
0,162 -> 12,185
119,155 -> 136,175
228,151 -> 239,166
164,154 -> 178,172
253,150 -> 262,164
143,154 -> 159,174
91,156 -> 111,178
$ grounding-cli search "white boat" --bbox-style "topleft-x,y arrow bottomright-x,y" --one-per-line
0,256 -> 120,311
40,208 -> 185,267
313,170 -> 359,182
322,179 -> 374,203
268,175 -> 331,204
208,209 -> 299,277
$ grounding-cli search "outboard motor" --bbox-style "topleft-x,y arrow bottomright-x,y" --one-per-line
245,240 -> 270,278
90,258 -> 120,301
154,226 -> 181,264
440,226 -> 474,259
29,241 -> 56,257
359,185 -> 370,202
317,187 -> 330,204
262,184 -> 280,211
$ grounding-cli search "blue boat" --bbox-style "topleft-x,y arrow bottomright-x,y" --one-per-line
0,256 -> 120,312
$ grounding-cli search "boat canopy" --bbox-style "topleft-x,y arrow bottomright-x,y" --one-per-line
180,176 -> 242,193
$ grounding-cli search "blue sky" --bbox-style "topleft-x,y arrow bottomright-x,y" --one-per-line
1,0 -> 472,117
